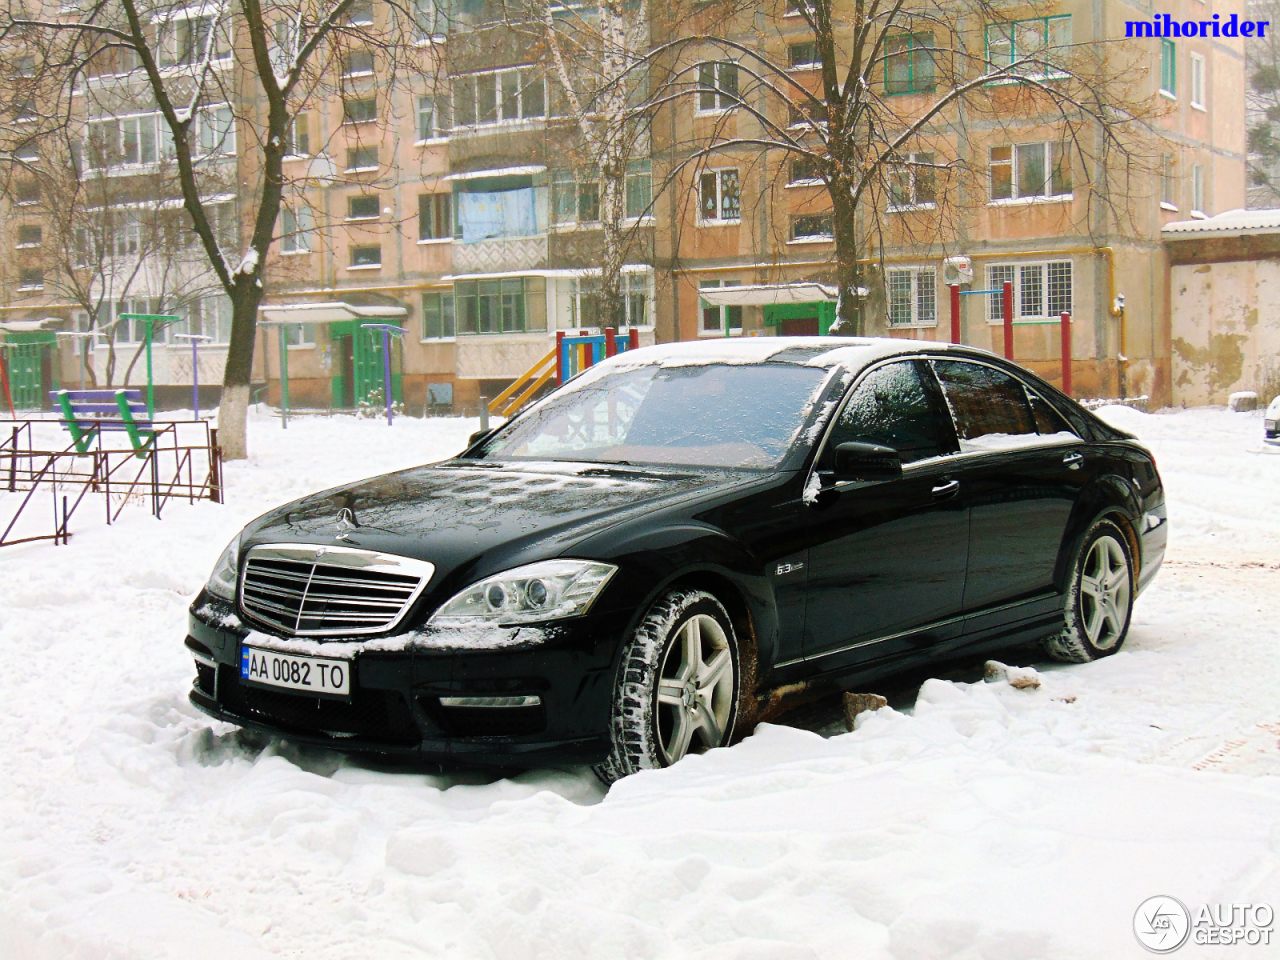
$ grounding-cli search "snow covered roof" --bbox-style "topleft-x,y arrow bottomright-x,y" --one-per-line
259,301 -> 408,324
444,166 -> 546,181
1163,208 -> 1280,238
697,283 -> 838,307
0,317 -> 65,333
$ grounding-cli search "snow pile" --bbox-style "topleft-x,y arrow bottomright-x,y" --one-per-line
2,407 -> 1280,958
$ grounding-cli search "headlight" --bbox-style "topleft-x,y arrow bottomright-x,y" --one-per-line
428,560 -> 617,626
205,534 -> 241,601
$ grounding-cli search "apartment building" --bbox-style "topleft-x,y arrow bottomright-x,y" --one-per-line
653,0 -> 1246,405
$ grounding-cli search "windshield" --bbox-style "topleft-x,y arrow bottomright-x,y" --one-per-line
475,361 -> 830,468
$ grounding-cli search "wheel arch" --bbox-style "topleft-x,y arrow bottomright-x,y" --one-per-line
1054,472 -> 1143,592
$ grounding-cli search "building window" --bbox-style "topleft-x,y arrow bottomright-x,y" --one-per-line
282,323 -> 315,347
698,168 -> 741,222
14,181 -> 40,206
699,279 -> 743,335
344,49 -> 374,76
417,95 -> 446,140
345,146 -> 378,171
197,105 -> 235,157
1190,53 -> 1205,109
14,139 -> 38,161
419,193 -> 451,239
888,151 -> 937,210
989,142 -> 1071,201
16,224 -> 42,247
626,160 -> 652,219
789,42 -> 819,68
453,68 -> 545,127
885,33 -> 935,94
343,96 -> 377,124
413,0 -> 442,39
285,113 -> 310,156
571,273 -> 652,327
1160,155 -> 1177,209
697,61 -> 739,112
886,267 -> 936,326
788,99 -> 828,128
986,16 -> 1071,79
157,14 -> 230,67
346,0 -> 374,25
422,291 -> 456,339
552,169 -> 600,225
790,214 -> 833,241
281,206 -> 312,253
17,268 -> 44,290
789,157 -> 822,183
347,194 -> 379,220
1161,39 -> 1176,96
455,278 -> 529,334
986,261 -> 1072,320
350,245 -> 381,268
1192,163 -> 1205,215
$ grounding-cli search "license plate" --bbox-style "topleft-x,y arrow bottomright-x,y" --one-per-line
240,646 -> 351,696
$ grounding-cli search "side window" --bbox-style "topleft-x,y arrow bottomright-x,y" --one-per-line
1028,391 -> 1078,439
823,361 -> 942,465
932,360 -> 1037,451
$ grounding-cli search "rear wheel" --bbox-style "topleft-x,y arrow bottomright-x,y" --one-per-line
595,589 -> 740,784
1044,518 -> 1135,663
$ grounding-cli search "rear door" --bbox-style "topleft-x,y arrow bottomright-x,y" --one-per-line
929,359 -> 1087,620
800,359 -> 968,670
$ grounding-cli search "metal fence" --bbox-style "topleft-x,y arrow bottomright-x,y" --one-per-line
0,419 -> 223,548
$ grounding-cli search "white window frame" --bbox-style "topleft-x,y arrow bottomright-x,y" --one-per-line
886,267 -> 937,327
1190,53 -> 1206,111
1160,154 -> 1178,210
887,151 -> 938,212
349,244 -> 382,270
451,66 -> 546,130
417,95 -> 447,143
988,141 -> 1072,205
15,224 -> 42,248
697,168 -> 741,225
985,260 -> 1073,322
284,112 -> 309,157
696,60 -> 740,114
698,279 -> 743,336
280,205 -> 312,254
1191,163 -> 1205,217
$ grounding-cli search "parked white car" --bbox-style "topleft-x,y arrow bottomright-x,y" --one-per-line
1267,395 -> 1280,446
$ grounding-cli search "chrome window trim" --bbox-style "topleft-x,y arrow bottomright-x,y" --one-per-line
238,543 -> 435,637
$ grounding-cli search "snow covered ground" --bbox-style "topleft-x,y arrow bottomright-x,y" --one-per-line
2,404 -> 1279,960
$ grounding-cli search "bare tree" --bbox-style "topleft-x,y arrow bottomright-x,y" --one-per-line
646,0 -> 1159,332
1246,0 -> 1280,207
1,0 -> 422,457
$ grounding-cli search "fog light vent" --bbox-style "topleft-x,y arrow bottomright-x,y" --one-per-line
438,695 -> 542,708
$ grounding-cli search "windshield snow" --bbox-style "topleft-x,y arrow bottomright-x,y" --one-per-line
475,362 -> 829,468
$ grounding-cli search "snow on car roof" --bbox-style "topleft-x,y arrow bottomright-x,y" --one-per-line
600,336 -> 968,372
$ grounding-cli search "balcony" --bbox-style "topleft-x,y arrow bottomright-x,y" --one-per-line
451,235 -> 547,274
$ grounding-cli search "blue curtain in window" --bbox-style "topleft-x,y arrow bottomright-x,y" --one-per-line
458,188 -> 537,241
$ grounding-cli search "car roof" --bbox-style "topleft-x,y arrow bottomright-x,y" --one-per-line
606,336 -> 997,372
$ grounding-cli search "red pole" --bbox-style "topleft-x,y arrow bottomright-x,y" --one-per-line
555,330 -> 565,386
0,350 -> 14,417
1060,311 -> 1072,397
1002,280 -> 1014,361
628,328 -> 640,350
949,284 -> 961,344
604,326 -> 616,358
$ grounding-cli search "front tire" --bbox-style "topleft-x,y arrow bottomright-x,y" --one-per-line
594,589 -> 740,784
1044,518 -> 1135,663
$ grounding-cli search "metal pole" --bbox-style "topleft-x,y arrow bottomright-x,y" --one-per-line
382,328 -> 393,426
949,284 -> 961,345
79,337 -> 87,391
555,330 -> 566,385
1002,280 -> 1014,361
279,325 -> 289,430
605,327 -> 616,357
145,318 -> 155,419
192,336 -> 199,421
479,396 -> 489,432
1060,312 -> 1072,397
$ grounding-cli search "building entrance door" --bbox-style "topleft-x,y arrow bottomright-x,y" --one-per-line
7,343 -> 46,409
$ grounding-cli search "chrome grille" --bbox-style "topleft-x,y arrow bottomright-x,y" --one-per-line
239,544 -> 434,637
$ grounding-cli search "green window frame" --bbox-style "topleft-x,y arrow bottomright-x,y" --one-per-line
454,278 -> 527,334
1160,39 -> 1176,95
884,33 -> 935,95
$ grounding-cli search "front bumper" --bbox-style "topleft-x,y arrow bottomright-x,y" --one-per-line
186,596 -> 624,766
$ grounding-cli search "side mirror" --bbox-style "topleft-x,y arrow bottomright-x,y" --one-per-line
832,441 -> 902,483
468,428 -> 493,447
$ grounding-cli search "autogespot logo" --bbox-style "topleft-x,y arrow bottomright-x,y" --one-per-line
1134,896 -> 1192,954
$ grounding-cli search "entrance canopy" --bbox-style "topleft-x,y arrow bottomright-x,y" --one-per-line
696,282 -> 838,307
258,301 -> 408,325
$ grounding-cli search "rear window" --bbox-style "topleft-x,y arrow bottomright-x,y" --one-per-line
476,362 -> 828,468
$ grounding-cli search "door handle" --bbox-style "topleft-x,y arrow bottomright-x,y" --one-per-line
931,479 -> 960,499
1063,452 -> 1084,470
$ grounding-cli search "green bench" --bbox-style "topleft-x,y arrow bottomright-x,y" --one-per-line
52,389 -> 155,456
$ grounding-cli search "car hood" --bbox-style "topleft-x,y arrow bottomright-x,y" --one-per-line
240,459 -> 764,585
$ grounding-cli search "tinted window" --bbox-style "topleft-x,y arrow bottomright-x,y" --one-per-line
823,361 -> 941,465
480,362 -> 827,468
932,360 -> 1036,451
1028,391 -> 1077,437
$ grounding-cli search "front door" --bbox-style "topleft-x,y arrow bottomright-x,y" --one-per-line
8,343 -> 45,410
929,359 -> 1087,620
802,359 -> 968,670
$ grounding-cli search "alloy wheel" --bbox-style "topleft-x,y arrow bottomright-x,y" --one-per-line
655,613 -> 735,765
1078,535 -> 1131,651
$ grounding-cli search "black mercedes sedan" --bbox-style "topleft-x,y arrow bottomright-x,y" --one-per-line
186,338 -> 1166,782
